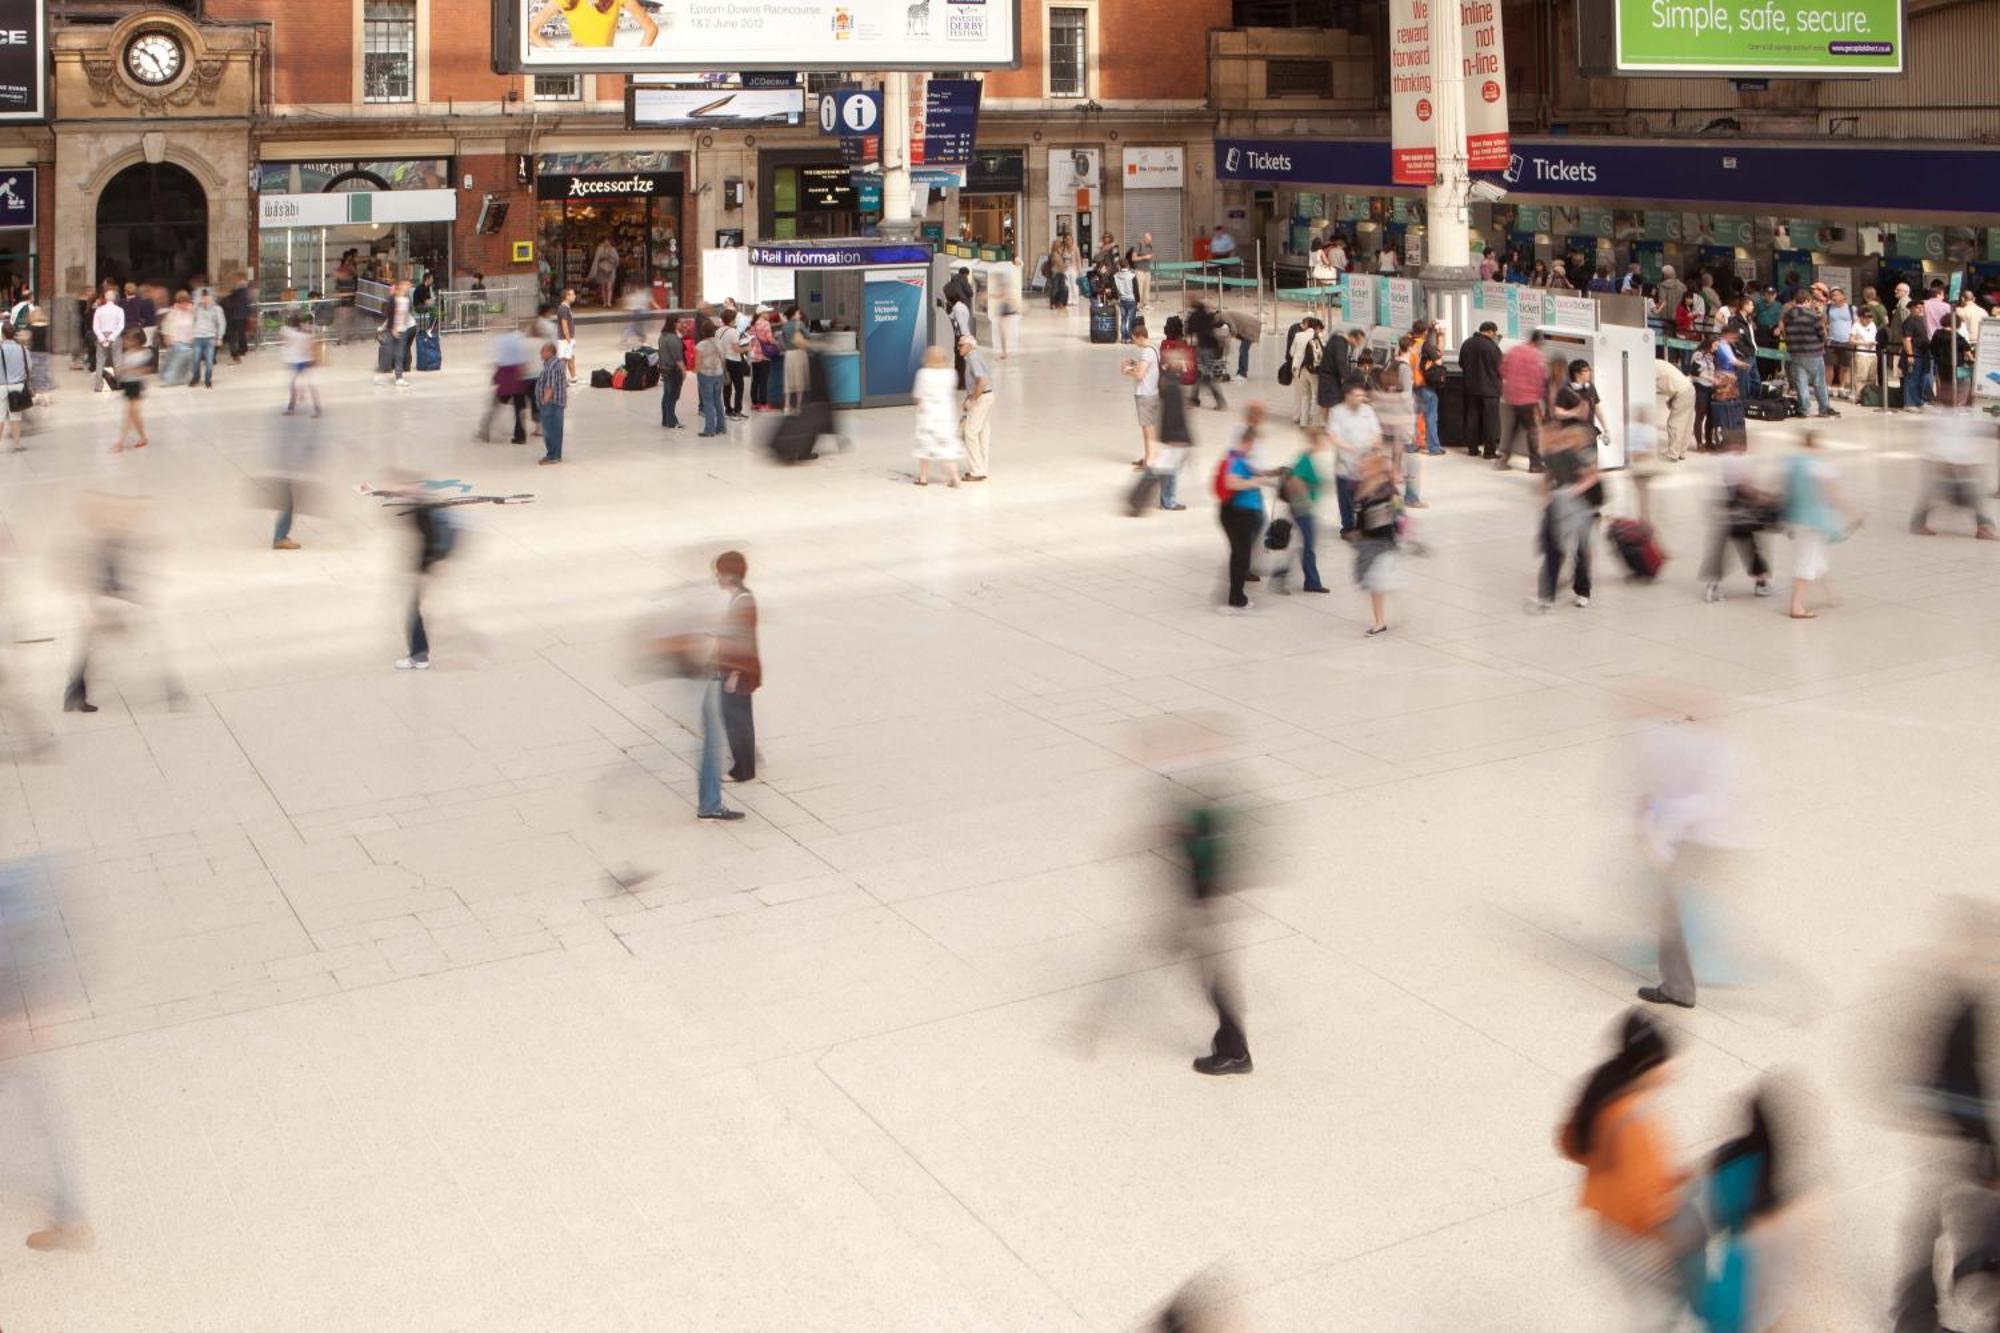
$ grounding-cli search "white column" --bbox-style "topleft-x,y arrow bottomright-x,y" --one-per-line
1419,0 -> 1476,340
879,71 -> 915,240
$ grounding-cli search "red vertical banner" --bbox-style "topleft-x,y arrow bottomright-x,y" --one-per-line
908,74 -> 928,167
1461,0 -> 1509,172
1390,0 -> 1435,186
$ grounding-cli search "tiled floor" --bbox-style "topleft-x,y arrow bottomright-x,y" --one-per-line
0,303 -> 1994,1329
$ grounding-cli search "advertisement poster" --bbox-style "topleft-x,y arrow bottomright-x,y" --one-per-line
1388,0 -> 1434,186
1975,325 -> 2000,402
508,0 -> 1018,71
1613,0 -> 1901,74
1460,0 -> 1509,172
1383,277 -> 1419,332
629,87 -> 803,126
1341,274 -> 1379,330
0,0 -> 44,122
863,268 -> 927,400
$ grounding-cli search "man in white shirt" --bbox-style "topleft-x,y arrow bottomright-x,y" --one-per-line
91,288 -> 125,393
1121,318 -> 1162,472
1955,290 -> 1986,346
719,302 -> 749,419
1207,227 -> 1236,260
1327,238 -> 1348,276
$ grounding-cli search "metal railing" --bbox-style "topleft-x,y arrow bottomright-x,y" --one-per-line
244,285 -> 538,350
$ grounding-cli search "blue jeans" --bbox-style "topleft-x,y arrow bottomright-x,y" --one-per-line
1403,452 -> 1422,505
274,481 -> 294,542
1288,508 -> 1324,590
395,327 -> 417,377
1788,353 -> 1830,416
661,368 -> 684,426
1335,475 -> 1357,533
1904,355 -> 1930,409
697,372 -> 724,433
697,678 -> 727,815
1237,337 -> 1252,378
407,594 -> 428,661
1414,385 -> 1442,453
540,401 -> 564,460
1119,299 -> 1137,341
193,337 -> 217,386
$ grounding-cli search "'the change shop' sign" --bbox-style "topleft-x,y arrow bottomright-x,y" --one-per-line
1615,0 -> 1902,73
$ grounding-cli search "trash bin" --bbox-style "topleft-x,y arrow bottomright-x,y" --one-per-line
1437,371 -> 1466,449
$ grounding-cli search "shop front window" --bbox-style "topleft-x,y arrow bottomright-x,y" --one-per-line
536,196 -> 681,309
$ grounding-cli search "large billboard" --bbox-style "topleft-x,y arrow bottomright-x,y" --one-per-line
0,0 -> 46,123
496,0 -> 1020,73
1597,0 -> 1902,74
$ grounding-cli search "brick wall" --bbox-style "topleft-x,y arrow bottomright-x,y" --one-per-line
430,0 -> 514,102
987,0 -> 1230,101
207,0 -> 349,104
453,152 -> 535,286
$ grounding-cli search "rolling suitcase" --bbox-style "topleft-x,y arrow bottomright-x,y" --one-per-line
623,348 -> 652,391
1089,301 -> 1117,345
1607,517 -> 1665,581
414,327 -> 442,372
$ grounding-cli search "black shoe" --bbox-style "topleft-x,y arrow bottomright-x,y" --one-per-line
1245,572 -> 1261,583
726,771 -> 754,783
698,808 -> 746,822
62,694 -> 96,714
1193,1053 -> 1253,1076
1636,986 -> 1694,1009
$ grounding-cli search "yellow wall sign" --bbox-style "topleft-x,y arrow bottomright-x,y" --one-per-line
511,240 -> 534,263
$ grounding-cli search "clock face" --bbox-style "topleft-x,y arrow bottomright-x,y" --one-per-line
125,32 -> 185,87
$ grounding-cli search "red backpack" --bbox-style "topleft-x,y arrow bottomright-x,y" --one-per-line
1214,452 -> 1237,503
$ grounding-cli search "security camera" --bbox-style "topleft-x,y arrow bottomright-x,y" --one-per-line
1469,179 -> 1508,204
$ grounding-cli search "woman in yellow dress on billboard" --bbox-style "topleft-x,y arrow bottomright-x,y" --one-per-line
527,0 -> 660,51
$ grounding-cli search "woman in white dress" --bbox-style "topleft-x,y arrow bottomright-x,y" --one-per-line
912,345 -> 963,487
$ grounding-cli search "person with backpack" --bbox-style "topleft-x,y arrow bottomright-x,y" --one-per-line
1696,1091 -> 1797,1333
1351,447 -> 1402,636
1413,322 -> 1445,455
1186,300 -> 1225,411
1558,1010 -> 1705,1330
1530,407 -> 1601,611
1701,434 -> 1775,603
1286,316 -> 1324,429
1216,405 -> 1274,611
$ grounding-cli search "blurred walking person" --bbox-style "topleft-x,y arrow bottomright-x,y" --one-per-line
270,406 -> 324,551
1187,300 -> 1226,410
1177,796 -> 1252,1076
1530,413 -> 1600,611
911,346 -> 963,487
1,860 -> 90,1251
476,322 -> 533,443
1633,718 -> 1743,1010
783,331 -> 810,414
113,330 -> 151,451
1559,1010 -> 1705,1331
1700,434 -> 1775,602
63,493 -> 182,713
280,314 -> 320,417
221,273 -> 252,362
1351,449 -> 1402,636
1778,431 -> 1855,619
1909,410 -> 1998,540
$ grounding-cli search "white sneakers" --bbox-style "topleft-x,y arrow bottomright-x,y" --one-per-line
394,657 -> 430,671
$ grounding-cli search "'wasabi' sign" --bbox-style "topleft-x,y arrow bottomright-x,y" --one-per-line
1614,0 -> 1902,73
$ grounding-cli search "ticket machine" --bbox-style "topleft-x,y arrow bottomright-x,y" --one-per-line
1532,321 -> 1656,471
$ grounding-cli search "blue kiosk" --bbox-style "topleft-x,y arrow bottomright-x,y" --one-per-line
748,239 -> 937,408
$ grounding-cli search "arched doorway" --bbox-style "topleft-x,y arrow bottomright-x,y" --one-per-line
96,162 -> 208,291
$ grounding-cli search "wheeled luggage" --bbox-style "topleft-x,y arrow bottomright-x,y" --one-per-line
414,327 -> 442,372
1607,516 -> 1665,581
1089,301 -> 1117,345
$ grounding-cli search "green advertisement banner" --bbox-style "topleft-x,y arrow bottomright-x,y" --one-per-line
1615,0 -> 1901,74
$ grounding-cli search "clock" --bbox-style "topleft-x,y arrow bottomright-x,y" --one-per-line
124,31 -> 185,87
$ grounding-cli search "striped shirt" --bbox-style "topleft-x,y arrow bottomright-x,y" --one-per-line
1781,303 -> 1825,357
536,356 -> 567,409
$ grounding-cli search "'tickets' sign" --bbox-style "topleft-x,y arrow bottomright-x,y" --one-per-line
1390,0 -> 1511,187
1614,0 -> 1902,74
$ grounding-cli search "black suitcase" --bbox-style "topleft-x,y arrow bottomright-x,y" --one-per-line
590,368 -> 613,388
622,348 -> 650,391
1126,470 -> 1163,516
1090,301 -> 1117,345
